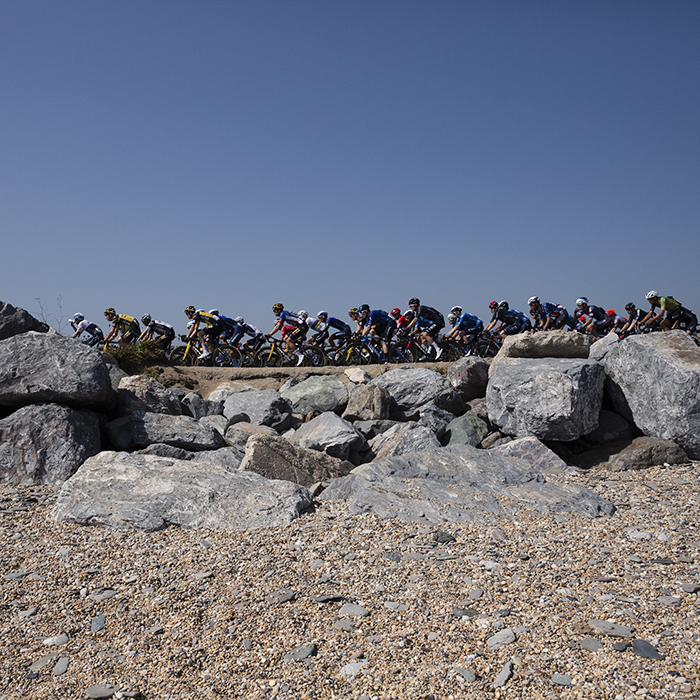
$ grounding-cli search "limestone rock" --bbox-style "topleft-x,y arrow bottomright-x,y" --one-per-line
131,411 -> 227,451
51,452 -> 312,531
606,437 -> 688,471
223,389 -> 292,431
224,422 -> 279,449
0,404 -> 100,484
0,301 -> 49,340
280,375 -> 348,416
447,357 -> 490,400
118,375 -> 182,416
181,392 -> 224,419
489,436 -> 570,475
368,422 -> 441,461
493,330 -> 590,365
292,412 -> 366,463
342,384 -> 391,422
344,367 -> 372,384
487,357 -> 604,441
442,412 -> 489,447
418,402 -> 456,440
589,332 -> 620,361
352,419 -> 401,440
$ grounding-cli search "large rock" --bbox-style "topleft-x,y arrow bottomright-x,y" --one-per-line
493,330 -> 591,365
572,436 -> 689,471
0,301 -> 49,340
342,384 -> 391,422
0,404 -> 100,484
118,375 -> 182,416
181,392 -> 224,419
0,332 -> 111,408
442,412 -> 489,447
486,358 -> 605,441
224,422 -> 279,449
280,375 -> 348,416
447,357 -> 490,400
51,452 -> 312,531
131,411 -> 227,451
352,419 -> 401,440
489,436 -> 570,475
603,331 -> 700,458
320,445 -> 614,522
223,389 -> 292,431
368,422 -> 441,461
589,332 -> 620,362
370,367 -> 464,416
240,434 -> 351,487
418,402 -> 456,440
292,412 -> 366,463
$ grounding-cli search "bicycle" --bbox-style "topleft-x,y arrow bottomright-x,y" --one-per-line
330,335 -> 369,366
255,335 -> 327,368
467,330 -> 502,358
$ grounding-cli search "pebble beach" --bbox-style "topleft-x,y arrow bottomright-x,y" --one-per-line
1,462 -> 698,700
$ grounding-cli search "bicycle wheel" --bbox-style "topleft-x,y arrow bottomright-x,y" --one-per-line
240,349 -> 257,367
216,344 -> 243,368
388,340 -> 417,363
169,345 -> 199,367
474,339 -> 500,358
301,344 -> 327,367
256,346 -> 283,367
441,342 -> 465,362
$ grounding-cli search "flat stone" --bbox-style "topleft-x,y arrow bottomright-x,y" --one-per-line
91,614 -> 106,633
588,619 -> 632,637
28,653 -> 58,671
338,603 -> 370,618
454,667 -> 476,682
552,673 -> 573,686
657,595 -> 681,606
492,661 -> 513,688
681,583 -> 700,593
52,657 -> 70,676
632,638 -> 664,660
86,684 -> 120,699
283,644 -> 317,662
43,633 -> 69,646
338,660 -> 368,677
487,628 -> 516,650
580,637 -> 603,652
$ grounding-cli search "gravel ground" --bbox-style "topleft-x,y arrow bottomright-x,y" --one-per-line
1,463 -> 698,700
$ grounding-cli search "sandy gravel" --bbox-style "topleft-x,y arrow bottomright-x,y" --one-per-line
1,463 -> 698,700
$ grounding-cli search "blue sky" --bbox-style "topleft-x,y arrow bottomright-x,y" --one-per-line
2,0 -> 699,334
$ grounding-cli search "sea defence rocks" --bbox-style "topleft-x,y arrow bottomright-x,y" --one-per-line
0,300 -> 49,340
0,404 -> 100,484
367,422 -> 441,461
493,330 -> 591,362
51,452 -> 313,531
320,445 -> 614,522
442,412 -> 489,447
0,332 -> 111,408
447,357 -> 490,400
280,375 -> 348,416
223,389 -> 292,431
292,412 -> 366,463
130,412 -> 227,451
486,358 -> 605,441
240,434 -> 352,487
489,436 -> 570,475
603,331 -> 700,458
342,384 -> 392,422
118,375 -> 183,416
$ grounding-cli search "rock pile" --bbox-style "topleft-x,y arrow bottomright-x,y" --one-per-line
0,300 -> 696,533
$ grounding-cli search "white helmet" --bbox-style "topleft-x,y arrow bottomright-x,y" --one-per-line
298,310 -> 308,319
209,309 -> 219,316
450,306 -> 462,316
528,296 -> 539,305
575,297 -> 588,306
645,290 -> 658,300
187,320 -> 196,328
317,310 -> 328,318
447,313 -> 456,324
73,313 -> 84,322
235,316 -> 244,324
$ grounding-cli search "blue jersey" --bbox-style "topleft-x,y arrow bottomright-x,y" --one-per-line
328,316 -> 351,334
457,313 -> 483,332
368,309 -> 391,332
541,302 -> 566,319
279,310 -> 303,327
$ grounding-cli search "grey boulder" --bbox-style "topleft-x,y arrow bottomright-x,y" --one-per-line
320,445 -> 614,523
489,436 -> 570,475
0,404 -> 100,484
589,332 -> 620,361
224,422 -> 279,449
223,389 -> 292,431
447,356 -> 489,400
51,452 -> 312,531
442,411 -> 489,447
181,392 -> 224,419
493,329 -> 591,364
280,375 -> 348,416
352,419 -> 401,440
603,331 -> 700,458
486,358 -> 604,441
131,411 -> 227,451
118,375 -> 182,416
418,402 -> 456,440
0,301 -> 49,340
0,332 -> 111,408
240,434 -> 351,487
368,422 -> 441,461
292,412 -> 366,463
342,383 -> 392,422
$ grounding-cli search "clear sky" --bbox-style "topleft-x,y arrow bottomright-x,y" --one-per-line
2,0 -> 699,334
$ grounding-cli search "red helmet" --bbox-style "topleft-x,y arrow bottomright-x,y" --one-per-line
489,301 -> 498,311
606,309 -> 616,316
390,308 -> 401,316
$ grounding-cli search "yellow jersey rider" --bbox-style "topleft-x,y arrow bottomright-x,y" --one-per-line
103,308 -> 140,347
183,306 -> 222,359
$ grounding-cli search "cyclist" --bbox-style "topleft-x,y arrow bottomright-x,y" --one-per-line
491,301 -> 532,339
70,313 -> 104,347
484,301 -> 500,332
620,302 -> 647,335
574,298 -> 612,337
358,304 -> 397,360
347,308 -> 364,334
642,291 -> 697,332
269,303 -> 307,366
209,310 -> 241,345
229,317 -> 265,351
310,311 -> 352,349
406,298 -> 445,359
138,314 -> 175,351
445,309 -> 484,348
183,306 -> 222,359
103,308 -> 140,347
528,297 -> 574,331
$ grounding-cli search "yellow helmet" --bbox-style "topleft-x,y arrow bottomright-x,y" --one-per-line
348,307 -> 359,316
104,307 -> 116,316
184,305 -> 196,314
272,303 -> 284,313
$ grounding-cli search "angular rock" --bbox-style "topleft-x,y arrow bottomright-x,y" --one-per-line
321,445 -> 614,523
589,331 -> 620,361
192,445 -> 245,470
223,389 -> 292,431
107,364 -> 129,393
418,402 -> 455,440
352,419 -> 401,440
588,619 -> 633,637
370,367 -> 465,416
280,375 -> 348,416
632,639 -> 663,660
487,358 -> 604,441
341,384 -> 391,422
224,422 -> 279,449
198,414 -> 229,435
131,411 -> 226,451
465,397 -> 490,425
344,367 -> 372,384
133,443 -> 194,460
603,331 -> 700,458
368,422 -> 441,461
487,628 -> 516,650
118,375 -> 182,416
442,411 -> 489,447
0,301 -> 48,340
0,332 -> 111,408
493,329 -> 590,363
292,412 -> 366,463
52,452 -> 312,531
606,436 -> 688,471
493,661 -> 513,688
104,416 -> 134,450
489,437 -> 570,475
181,392 -> 224,419
240,434 -> 351,487
447,356 -> 490,400
0,404 -> 100,484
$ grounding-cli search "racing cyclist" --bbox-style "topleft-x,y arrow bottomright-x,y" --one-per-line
445,309 -> 484,348
491,301 -> 532,339
229,317 -> 265,351
406,298 -> 445,359
309,311 -> 352,349
358,304 -> 397,360
138,314 -> 175,350
70,313 -> 104,347
642,291 -> 697,332
269,303 -> 307,366
184,306 -> 222,359
528,297 -> 574,331
103,308 -> 140,347
574,298 -> 612,337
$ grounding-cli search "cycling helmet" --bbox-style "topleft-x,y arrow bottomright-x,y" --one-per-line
184,305 -> 196,314
624,303 -> 636,312
272,303 -> 284,313
450,306 -> 462,316
359,304 -> 370,312
404,310 -> 415,319
498,300 -> 509,310
209,309 -> 219,316
528,296 -> 540,305
348,307 -> 359,316
390,308 -> 401,317
575,297 -> 588,306
606,309 -> 616,317
72,313 -> 84,322
447,313 -> 456,324
298,310 -> 308,319
234,316 -> 244,324
141,314 -> 151,326
408,297 -> 420,306
104,307 -> 116,316
645,290 -> 658,300
317,310 -> 328,318
489,301 -> 498,311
